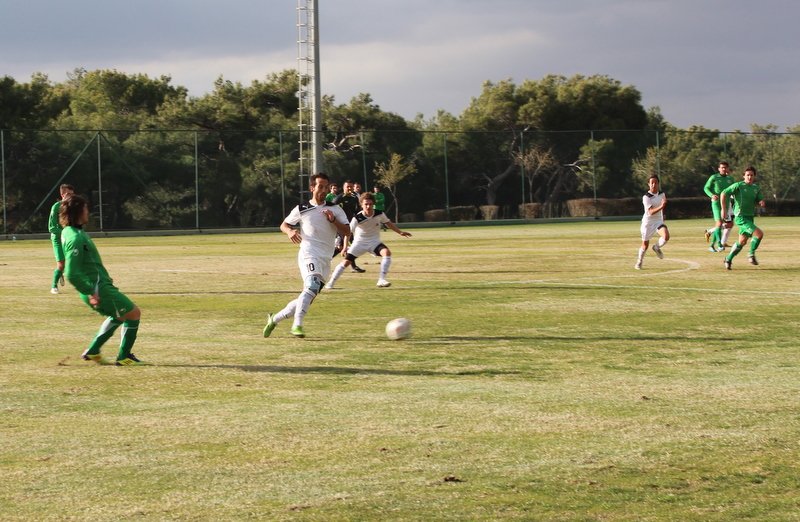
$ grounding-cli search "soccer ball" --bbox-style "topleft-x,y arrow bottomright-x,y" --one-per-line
385,318 -> 412,340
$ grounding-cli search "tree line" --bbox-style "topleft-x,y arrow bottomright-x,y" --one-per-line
1,68 -> 799,232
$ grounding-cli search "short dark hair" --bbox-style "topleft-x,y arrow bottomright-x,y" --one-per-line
359,192 -> 375,203
744,166 -> 757,175
648,174 -> 659,182
58,193 -> 88,227
310,172 -> 330,187
719,161 -> 729,167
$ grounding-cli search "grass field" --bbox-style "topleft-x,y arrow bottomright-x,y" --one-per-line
2,218 -> 800,521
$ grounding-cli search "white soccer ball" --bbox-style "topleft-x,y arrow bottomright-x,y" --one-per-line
385,317 -> 412,340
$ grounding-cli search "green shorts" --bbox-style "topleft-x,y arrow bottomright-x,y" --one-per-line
80,283 -> 136,319
734,215 -> 757,237
51,233 -> 65,262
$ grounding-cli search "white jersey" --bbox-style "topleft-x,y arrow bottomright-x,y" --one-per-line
348,210 -> 392,257
641,191 -> 665,226
284,201 -> 348,276
640,191 -> 666,241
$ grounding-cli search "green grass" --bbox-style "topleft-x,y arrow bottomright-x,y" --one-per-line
2,218 -> 800,520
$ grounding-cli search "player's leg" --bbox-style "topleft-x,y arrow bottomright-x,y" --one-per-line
325,257 -> 352,289
51,236 -> 65,293
747,226 -> 763,264
290,273 -> 325,337
376,244 -> 392,286
82,316 -> 122,364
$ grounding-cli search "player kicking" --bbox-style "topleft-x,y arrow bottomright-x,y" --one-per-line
263,173 -> 351,338
59,195 -> 144,366
325,192 -> 412,289
720,166 -> 766,270
634,175 -> 669,270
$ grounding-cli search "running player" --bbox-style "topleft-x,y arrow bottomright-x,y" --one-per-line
703,161 -> 735,252
634,175 -> 669,270
325,192 -> 412,289
47,184 -> 74,294
721,166 -> 766,270
59,194 -> 144,366
262,173 -> 350,338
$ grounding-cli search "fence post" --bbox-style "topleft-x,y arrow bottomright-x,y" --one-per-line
590,130 -> 598,218
97,132 -> 104,231
520,128 -> 526,206
443,132 -> 450,221
279,131 -> 286,218
194,131 -> 200,230
1,129 -> 6,235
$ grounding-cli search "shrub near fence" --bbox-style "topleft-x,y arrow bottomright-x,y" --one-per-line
419,198 -> 800,222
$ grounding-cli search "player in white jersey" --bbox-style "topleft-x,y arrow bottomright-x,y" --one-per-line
634,174 -> 670,270
326,192 -> 412,289
263,173 -> 350,338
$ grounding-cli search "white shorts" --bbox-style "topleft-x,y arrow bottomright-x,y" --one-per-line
298,253 -> 332,281
640,220 -> 666,241
348,238 -> 385,258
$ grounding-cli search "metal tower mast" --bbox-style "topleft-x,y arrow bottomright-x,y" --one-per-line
297,0 -> 324,200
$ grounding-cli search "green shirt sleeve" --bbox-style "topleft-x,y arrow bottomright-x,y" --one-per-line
62,227 -> 100,295
48,201 -> 62,235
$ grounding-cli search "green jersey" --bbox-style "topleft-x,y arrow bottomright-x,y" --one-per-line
704,173 -> 734,197
62,226 -> 111,296
48,201 -> 63,235
721,181 -> 764,218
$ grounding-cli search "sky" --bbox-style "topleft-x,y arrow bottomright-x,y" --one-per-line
2,0 -> 799,131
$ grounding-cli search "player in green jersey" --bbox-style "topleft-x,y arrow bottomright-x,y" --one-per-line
703,162 -> 735,252
47,184 -> 74,294
720,166 -> 766,270
59,194 -> 145,366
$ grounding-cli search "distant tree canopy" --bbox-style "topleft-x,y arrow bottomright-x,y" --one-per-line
0,69 -> 797,232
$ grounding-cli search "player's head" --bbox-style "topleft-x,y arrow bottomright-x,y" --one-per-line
647,174 -> 660,192
353,182 -> 362,193
59,184 -> 75,198
343,180 -> 354,194
310,172 -> 331,199
359,192 -> 375,213
718,161 -> 730,175
328,182 -> 339,194
743,166 -> 757,184
59,193 -> 89,227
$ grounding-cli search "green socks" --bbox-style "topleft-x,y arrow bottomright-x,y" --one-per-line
726,242 -> 743,262
749,236 -> 761,255
117,319 -> 140,360
86,317 -> 123,355
52,268 -> 62,288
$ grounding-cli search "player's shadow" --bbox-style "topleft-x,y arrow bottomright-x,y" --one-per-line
161,363 -> 523,377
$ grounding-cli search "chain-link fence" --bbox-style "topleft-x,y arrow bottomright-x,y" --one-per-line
2,128 -> 799,235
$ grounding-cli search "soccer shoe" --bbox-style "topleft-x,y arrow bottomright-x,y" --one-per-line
634,261 -> 642,270
708,245 -> 719,253
50,287 -> 59,294
376,279 -> 391,287
748,255 -> 759,266
351,266 -> 366,273
704,230 -> 711,243
116,354 -> 147,366
81,352 -> 110,365
290,325 -> 305,338
262,313 -> 277,338
652,244 -> 664,259
724,259 -> 732,270
722,243 -> 732,248
59,274 -> 65,286
324,282 -> 335,289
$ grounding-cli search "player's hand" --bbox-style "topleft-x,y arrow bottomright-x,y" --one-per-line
711,195 -> 719,201
400,231 -> 412,237
89,293 -> 100,307
287,229 -> 302,244
322,209 -> 336,223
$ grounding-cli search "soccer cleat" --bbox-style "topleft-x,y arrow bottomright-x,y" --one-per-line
376,279 -> 391,288
748,255 -> 759,266
50,287 -> 59,294
708,245 -> 719,253
262,313 -> 277,338
704,230 -> 711,243
724,259 -> 732,270
722,243 -> 732,248
290,325 -> 305,338
634,261 -> 642,270
59,274 -> 65,286
324,282 -> 334,289
652,244 -> 664,259
116,354 -> 146,366
351,266 -> 366,273
82,352 -> 109,365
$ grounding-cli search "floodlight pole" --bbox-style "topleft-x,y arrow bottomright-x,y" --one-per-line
310,0 -> 324,174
